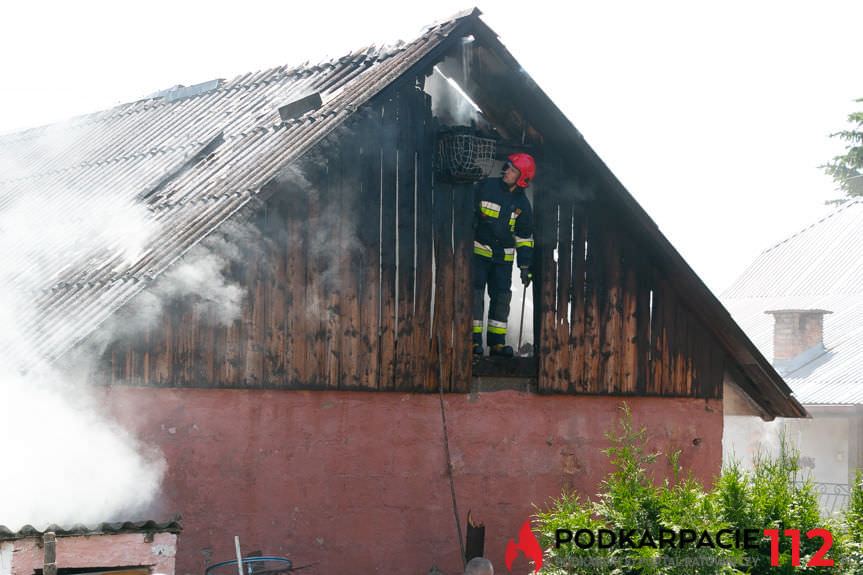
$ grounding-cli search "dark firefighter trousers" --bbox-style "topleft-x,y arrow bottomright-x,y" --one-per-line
473,254 -> 513,348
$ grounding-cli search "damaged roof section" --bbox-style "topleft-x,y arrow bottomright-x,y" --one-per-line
0,9 -> 480,367
0,520 -> 182,541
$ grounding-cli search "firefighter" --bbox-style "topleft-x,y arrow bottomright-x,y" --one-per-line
472,153 -> 536,357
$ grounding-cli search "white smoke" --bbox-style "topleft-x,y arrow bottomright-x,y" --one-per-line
0,147 -> 248,529
723,415 -> 786,470
111,227 -> 251,341
272,157 -> 361,325
0,367 -> 166,529
426,65 -> 485,129
0,182 -> 167,529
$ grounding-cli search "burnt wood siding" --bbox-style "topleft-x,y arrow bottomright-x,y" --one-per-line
102,84 -> 473,392
534,184 -> 726,399
100,83 -> 725,399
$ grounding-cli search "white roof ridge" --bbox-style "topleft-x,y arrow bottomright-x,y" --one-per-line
760,198 -> 863,257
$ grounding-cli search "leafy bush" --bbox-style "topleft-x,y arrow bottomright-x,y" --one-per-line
839,470 -> 863,575
532,405 -> 861,574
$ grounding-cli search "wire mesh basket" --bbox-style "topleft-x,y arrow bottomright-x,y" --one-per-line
436,128 -> 496,183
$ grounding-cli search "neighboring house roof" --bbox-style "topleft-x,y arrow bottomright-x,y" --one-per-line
0,519 -> 182,541
722,199 -> 863,405
0,8 -> 803,418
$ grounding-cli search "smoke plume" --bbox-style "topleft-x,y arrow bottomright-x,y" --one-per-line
0,144 -> 248,529
0,181 -> 165,529
426,65 -> 485,129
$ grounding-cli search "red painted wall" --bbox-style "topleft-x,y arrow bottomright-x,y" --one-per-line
105,388 -> 722,575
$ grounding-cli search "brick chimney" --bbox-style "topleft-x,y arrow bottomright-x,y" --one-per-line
765,309 -> 831,366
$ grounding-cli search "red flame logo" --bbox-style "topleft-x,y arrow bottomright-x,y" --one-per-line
505,520 -> 543,573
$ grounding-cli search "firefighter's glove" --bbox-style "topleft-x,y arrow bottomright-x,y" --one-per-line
520,268 -> 532,287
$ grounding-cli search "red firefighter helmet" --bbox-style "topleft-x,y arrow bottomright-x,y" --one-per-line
507,153 -> 536,188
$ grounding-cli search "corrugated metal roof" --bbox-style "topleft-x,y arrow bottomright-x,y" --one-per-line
0,519 -> 182,541
722,199 -> 863,404
0,9 -> 478,368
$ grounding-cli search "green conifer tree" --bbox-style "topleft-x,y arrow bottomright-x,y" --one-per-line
822,98 -> 863,200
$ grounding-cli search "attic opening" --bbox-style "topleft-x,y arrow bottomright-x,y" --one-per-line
422,34 -> 542,375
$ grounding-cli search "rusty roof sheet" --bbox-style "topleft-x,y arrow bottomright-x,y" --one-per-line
0,519 -> 182,541
722,199 -> 863,404
0,9 -> 478,367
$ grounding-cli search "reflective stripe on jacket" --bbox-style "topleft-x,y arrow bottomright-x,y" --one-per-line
473,177 -> 534,267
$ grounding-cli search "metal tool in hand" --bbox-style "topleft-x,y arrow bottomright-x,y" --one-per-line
517,283 -> 527,355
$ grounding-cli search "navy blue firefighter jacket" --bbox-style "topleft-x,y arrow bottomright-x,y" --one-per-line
473,177 -> 535,268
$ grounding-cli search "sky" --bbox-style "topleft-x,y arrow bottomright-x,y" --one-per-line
2,0 -> 861,295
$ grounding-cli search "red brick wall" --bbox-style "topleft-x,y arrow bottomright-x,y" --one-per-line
8,533 -> 177,575
105,388 -> 722,575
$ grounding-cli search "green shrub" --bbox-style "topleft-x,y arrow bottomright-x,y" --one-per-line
532,405 -> 860,574
839,470 -> 863,575
715,437 -> 829,575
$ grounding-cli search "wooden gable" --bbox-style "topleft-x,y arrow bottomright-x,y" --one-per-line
81,12 -> 803,418
96,79 -> 721,402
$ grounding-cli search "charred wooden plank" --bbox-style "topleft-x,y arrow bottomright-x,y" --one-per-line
671,296 -> 686,396
415,92 -> 436,392
153,310 -> 172,385
335,127 -> 365,390
555,197 -> 574,391
356,124 -> 383,390
601,225 -> 622,394
568,205 -> 586,393
247,259 -> 266,388
263,226 -> 288,386
432,182 -> 455,392
708,347 -> 725,400
312,147 -> 341,391
230,295 -> 248,388
395,89 -> 418,391
379,99 -> 399,391
686,311 -> 698,397
620,238 -> 639,394
635,258 -> 651,395
452,182 -> 474,392
286,188 -> 310,387
583,209 -> 603,394
648,273 -> 663,395
169,298 -> 189,385
660,280 -> 675,396
536,185 -> 559,392
276,163 -> 315,387
304,151 -> 331,389
693,313 -> 723,399
678,296 -> 694,397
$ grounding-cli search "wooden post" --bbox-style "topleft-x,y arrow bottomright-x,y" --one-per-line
43,532 -> 57,575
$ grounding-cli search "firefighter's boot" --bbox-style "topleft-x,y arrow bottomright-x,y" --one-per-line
489,344 -> 514,357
